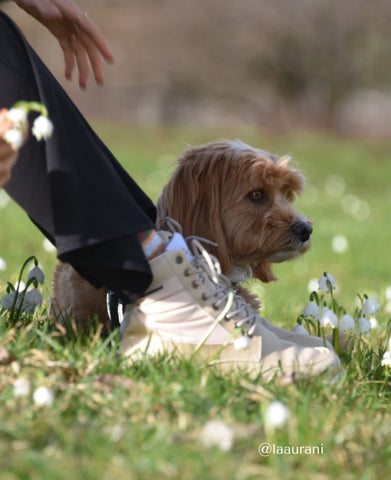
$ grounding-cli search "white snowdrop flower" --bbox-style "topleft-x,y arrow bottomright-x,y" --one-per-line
0,257 -> 6,271
325,174 -> 346,197
381,351 -> 391,367
389,337 -> 391,349
385,286 -> 391,302
1,291 -> 16,310
201,421 -> 234,451
363,298 -> 380,316
43,238 -> 56,253
318,273 -> 336,293
303,301 -> 320,319
7,107 -> 28,127
385,302 -> 391,315
13,378 -> 31,397
307,278 -> 319,293
358,316 -> 371,333
234,335 -> 250,350
369,317 -> 378,329
3,128 -> 24,150
27,265 -> 45,284
339,314 -> 355,332
14,281 -> 26,292
292,324 -> 309,335
331,235 -> 349,254
33,386 -> 54,406
22,289 -> 43,313
264,401 -> 290,431
32,115 -> 54,141
320,308 -> 338,329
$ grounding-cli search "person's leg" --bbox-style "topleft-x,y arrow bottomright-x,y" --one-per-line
0,11 -> 156,303
0,12 -> 341,380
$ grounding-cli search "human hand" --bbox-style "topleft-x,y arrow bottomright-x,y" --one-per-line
14,0 -> 114,89
0,110 -> 18,188
0,138 -> 18,187
0,108 -> 23,186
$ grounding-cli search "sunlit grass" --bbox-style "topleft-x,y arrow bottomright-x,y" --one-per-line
0,124 -> 390,479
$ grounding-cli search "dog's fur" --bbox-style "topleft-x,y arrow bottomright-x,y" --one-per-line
51,140 -> 312,326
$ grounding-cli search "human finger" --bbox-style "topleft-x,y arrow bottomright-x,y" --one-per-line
53,0 -> 114,64
57,34 -> 76,80
0,109 -> 14,136
0,144 -> 18,187
69,34 -> 90,89
77,29 -> 105,85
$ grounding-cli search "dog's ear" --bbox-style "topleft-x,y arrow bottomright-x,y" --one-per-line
155,185 -> 169,230
206,180 -> 232,275
252,262 -> 277,283
158,158 -> 200,235
156,147 -> 233,274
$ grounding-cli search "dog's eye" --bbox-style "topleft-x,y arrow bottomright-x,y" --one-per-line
248,190 -> 264,202
285,191 -> 294,202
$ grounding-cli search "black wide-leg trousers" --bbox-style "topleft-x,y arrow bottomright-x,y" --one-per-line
0,11 -> 156,303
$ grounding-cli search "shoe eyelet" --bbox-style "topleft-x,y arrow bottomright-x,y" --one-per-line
212,303 -> 220,311
192,280 -> 199,288
201,293 -> 208,301
175,255 -> 183,264
184,268 -> 192,276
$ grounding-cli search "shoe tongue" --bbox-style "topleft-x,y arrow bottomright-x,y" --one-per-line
165,232 -> 194,262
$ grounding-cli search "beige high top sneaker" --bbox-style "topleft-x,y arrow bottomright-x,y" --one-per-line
119,235 -> 340,381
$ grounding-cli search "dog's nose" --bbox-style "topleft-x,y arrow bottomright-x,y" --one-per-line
292,221 -> 313,242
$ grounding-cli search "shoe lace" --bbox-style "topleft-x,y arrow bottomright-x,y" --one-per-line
189,238 -> 258,337
162,217 -> 258,337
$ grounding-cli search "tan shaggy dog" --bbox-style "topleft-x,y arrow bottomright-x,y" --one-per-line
51,140 -> 312,327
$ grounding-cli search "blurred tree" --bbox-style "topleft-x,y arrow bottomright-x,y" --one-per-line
3,0 -> 391,133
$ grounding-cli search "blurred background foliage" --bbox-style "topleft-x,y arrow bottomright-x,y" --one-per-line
3,0 -> 391,136
1,0 -> 391,321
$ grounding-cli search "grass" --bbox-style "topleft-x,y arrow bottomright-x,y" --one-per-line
0,124 -> 390,479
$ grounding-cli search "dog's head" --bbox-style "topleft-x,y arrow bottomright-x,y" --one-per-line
156,140 -> 312,282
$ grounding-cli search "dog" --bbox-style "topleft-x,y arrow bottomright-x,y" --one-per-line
51,140 -> 312,326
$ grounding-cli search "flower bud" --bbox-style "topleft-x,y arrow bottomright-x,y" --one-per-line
1,291 -> 16,310
264,401 -> 290,430
318,273 -> 336,293
320,308 -> 338,329
292,324 -> 309,335
33,386 -> 54,406
32,115 -> 54,141
358,316 -> 371,333
22,289 -> 43,313
363,298 -> 380,316
28,265 -> 45,284
339,314 -> 355,332
3,128 -> 24,150
381,351 -> 391,367
303,301 -> 320,319
7,108 -> 28,127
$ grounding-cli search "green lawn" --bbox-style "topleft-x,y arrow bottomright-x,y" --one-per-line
0,124 -> 390,479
